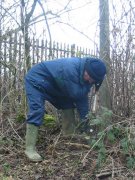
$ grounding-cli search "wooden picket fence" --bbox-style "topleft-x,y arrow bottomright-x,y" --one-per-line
0,33 -> 98,116
0,32 -> 135,118
0,32 -> 98,84
0,32 -> 98,66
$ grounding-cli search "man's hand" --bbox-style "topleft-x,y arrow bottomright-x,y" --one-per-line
78,118 -> 93,134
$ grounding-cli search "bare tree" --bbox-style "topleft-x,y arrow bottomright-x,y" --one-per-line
20,0 -> 38,71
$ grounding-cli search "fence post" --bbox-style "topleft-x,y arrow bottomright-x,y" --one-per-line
71,44 -> 75,57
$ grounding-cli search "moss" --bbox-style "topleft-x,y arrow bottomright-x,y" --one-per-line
43,114 -> 56,127
15,113 -> 25,123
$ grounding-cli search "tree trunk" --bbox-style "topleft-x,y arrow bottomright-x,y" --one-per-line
21,0 -> 38,72
0,0 -> 2,103
99,0 -> 112,110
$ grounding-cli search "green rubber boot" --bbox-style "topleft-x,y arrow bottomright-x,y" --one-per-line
61,109 -> 76,135
24,124 -> 42,162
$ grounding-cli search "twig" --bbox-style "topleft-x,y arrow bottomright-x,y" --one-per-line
96,167 -> 126,178
7,118 -> 24,142
65,142 -> 90,149
110,156 -> 115,178
53,131 -> 62,147
81,132 -> 104,165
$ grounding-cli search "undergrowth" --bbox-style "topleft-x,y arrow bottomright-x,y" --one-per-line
88,107 -> 135,170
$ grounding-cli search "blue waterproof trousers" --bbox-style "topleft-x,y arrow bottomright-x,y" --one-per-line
25,78 -> 75,126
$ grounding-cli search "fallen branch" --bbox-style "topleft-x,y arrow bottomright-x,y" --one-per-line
65,142 -> 90,149
96,167 -> 126,178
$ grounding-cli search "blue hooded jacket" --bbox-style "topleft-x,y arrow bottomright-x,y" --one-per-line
25,57 -> 96,120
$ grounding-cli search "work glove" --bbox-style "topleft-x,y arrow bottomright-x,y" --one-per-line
78,118 -> 93,134
95,80 -> 103,92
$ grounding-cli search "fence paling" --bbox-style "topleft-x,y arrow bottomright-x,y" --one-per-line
1,33 -> 134,117
0,33 -> 95,114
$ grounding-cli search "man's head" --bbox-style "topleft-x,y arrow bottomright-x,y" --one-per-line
83,58 -> 107,83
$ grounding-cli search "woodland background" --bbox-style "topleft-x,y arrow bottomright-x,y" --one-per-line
0,0 -> 135,179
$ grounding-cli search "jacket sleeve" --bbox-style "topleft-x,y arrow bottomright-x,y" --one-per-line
64,80 -> 89,99
75,95 -> 89,120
